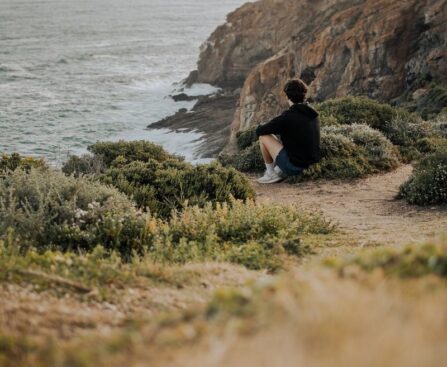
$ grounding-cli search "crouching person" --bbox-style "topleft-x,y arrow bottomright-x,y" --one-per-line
256,78 -> 321,184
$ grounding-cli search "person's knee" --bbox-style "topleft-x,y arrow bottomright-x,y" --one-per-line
259,135 -> 273,143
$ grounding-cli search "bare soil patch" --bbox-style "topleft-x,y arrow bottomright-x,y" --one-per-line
253,165 -> 447,247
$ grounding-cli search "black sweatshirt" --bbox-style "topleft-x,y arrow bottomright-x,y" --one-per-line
255,103 -> 321,168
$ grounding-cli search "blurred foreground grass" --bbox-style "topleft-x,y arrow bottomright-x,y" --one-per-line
1,237 -> 447,367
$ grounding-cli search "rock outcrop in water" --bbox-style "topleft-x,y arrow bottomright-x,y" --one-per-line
158,0 -> 447,155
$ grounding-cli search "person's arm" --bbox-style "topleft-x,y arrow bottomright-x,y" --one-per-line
255,114 -> 285,136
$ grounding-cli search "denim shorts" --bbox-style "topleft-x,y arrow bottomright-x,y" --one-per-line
275,149 -> 305,176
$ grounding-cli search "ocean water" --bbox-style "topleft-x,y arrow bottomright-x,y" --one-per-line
0,0 -> 247,163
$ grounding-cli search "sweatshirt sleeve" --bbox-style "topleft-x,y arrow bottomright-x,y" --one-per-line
255,114 -> 285,136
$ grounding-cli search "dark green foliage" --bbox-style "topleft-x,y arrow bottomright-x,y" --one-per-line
399,148 -> 447,205
101,159 -> 255,217
0,169 -> 147,259
328,241 -> 447,279
433,117 -> 447,139
299,124 -> 399,180
0,166 -> 331,270
301,130 -> 371,180
321,125 -> 400,172
88,140 -> 181,167
315,97 -> 424,150
318,111 -> 340,126
63,140 -> 255,218
225,96 -> 447,177
0,153 -> 46,174
226,123 -> 400,179
236,127 -> 258,150
315,96 -> 420,130
417,84 -> 447,120
62,154 -> 105,176
229,143 -> 265,173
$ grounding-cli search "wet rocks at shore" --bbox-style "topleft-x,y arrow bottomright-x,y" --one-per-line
149,91 -> 239,158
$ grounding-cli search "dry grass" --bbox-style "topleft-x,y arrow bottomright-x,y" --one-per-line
182,271 -> 447,367
2,263 -> 447,367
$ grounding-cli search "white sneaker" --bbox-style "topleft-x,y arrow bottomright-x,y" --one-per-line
274,166 -> 287,178
257,170 -> 284,184
257,170 -> 272,183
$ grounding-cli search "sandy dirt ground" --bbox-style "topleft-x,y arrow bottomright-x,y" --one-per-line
253,165 -> 447,248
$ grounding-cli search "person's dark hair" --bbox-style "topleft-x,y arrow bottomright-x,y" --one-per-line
283,79 -> 308,104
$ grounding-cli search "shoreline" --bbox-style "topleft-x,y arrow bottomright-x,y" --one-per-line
149,88 -> 240,158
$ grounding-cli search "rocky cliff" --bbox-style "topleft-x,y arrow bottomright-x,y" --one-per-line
160,0 -> 447,155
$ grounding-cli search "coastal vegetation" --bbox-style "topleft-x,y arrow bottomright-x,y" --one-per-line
63,141 -> 254,218
223,96 -> 447,186
0,144 -> 333,271
399,148 -> 447,205
1,98 -> 446,367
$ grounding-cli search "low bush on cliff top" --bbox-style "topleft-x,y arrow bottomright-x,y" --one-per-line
148,199 -> 334,271
303,124 -> 400,179
1,153 -> 46,174
315,96 -> 433,160
0,169 -> 147,259
224,123 -> 400,179
63,140 -> 255,218
101,159 -> 255,218
0,168 -> 333,270
399,148 -> 447,205
88,140 -> 181,166
315,96 -> 422,133
225,96 -> 447,178
236,128 -> 259,150
414,83 -> 447,120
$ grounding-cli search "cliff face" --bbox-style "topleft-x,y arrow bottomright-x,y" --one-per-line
187,0 -> 447,153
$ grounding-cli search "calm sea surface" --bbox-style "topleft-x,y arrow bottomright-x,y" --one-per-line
0,0 -> 246,163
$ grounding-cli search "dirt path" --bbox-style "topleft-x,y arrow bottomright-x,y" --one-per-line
253,165 -> 447,247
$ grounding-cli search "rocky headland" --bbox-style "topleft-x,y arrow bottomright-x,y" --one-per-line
152,0 -> 447,156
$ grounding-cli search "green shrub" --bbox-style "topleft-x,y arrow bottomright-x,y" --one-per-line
417,84 -> 447,119
327,240 -> 447,279
88,140 -> 181,167
0,153 -> 46,174
226,124 -> 400,179
321,124 -> 400,172
432,116 -> 447,139
315,97 -> 423,147
62,154 -> 106,176
63,141 -> 255,217
318,111 -> 340,126
62,141 -> 182,177
399,148 -> 447,205
0,169 -> 148,258
148,199 -> 334,271
229,143 -> 265,173
236,127 -> 258,150
316,96 -> 420,129
101,160 -> 255,217
301,130 -> 370,180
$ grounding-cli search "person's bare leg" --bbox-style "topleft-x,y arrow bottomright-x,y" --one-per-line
257,135 -> 285,183
259,135 -> 283,163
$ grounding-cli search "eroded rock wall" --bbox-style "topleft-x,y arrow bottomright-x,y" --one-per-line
187,0 -> 446,153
